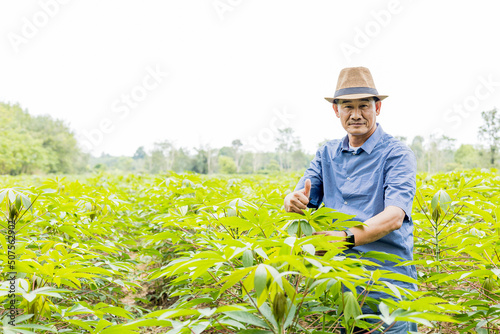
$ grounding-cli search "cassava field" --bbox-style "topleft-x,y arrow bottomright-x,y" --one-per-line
1,170 -> 499,334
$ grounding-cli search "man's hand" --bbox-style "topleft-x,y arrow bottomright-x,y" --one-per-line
284,179 -> 311,214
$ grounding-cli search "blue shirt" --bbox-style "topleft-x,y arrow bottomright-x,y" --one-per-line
295,124 -> 417,292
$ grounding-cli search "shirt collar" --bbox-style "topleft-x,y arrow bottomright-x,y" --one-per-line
340,123 -> 384,155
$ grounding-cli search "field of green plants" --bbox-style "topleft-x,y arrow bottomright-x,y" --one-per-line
0,170 -> 499,333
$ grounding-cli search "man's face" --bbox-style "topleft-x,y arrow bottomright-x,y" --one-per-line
332,98 -> 381,139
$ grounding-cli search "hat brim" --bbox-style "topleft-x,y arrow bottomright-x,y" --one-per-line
324,94 -> 388,103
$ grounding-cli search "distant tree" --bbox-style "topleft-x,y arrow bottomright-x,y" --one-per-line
192,148 -> 208,174
27,114 -> 83,173
410,136 -> 425,172
133,146 -> 147,160
275,128 -> 301,171
290,150 -> 310,171
218,140 -> 244,173
154,141 -> 176,171
150,148 -> 166,173
0,131 -> 49,174
426,135 -> 456,173
231,139 -> 244,173
94,163 -> 106,171
454,144 -> 480,169
252,152 -> 263,173
172,147 -> 192,173
194,144 -> 219,174
478,108 -> 500,166
207,147 -> 219,174
440,136 -> 457,169
88,154 -> 135,172
219,156 -> 237,174
267,159 -> 281,172
219,146 -> 234,157
0,102 -> 86,174
238,151 -> 261,174
476,144 -> 493,167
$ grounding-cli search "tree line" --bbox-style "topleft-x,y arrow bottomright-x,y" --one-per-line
1,102 -> 499,175
0,102 -> 87,175
92,128 -> 314,174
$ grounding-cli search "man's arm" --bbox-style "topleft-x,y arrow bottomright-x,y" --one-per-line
314,146 -> 417,247
313,205 -> 405,246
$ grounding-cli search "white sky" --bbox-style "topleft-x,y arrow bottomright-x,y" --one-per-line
1,0 -> 499,156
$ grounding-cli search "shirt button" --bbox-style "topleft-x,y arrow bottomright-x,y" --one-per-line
344,201 -> 348,205
352,152 -> 356,155
347,177 -> 351,181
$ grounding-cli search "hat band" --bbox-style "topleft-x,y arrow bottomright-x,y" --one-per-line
334,86 -> 379,98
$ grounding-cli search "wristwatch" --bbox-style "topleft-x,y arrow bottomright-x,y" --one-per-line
344,229 -> 355,249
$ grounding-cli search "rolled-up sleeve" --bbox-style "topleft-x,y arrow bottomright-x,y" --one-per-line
383,147 -> 417,220
295,147 -> 324,209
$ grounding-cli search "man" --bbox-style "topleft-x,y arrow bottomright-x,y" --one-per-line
284,67 -> 417,333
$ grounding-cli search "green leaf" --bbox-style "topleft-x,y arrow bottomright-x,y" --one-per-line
224,311 -> 269,328
301,244 -> 315,256
254,264 -> 267,298
217,267 -> 252,298
100,306 -> 133,319
0,233 -> 7,253
0,189 -> 7,205
242,249 -> 254,268
12,324 -> 57,333
219,216 -> 252,230
99,325 -> 140,334
20,193 -> 33,213
459,201 -> 495,223
95,318 -> 113,332
431,190 -> 452,211
24,287 -> 71,302
258,302 -> 278,329
378,302 -> 395,325
382,281 -> 402,300
287,221 -> 299,235
342,292 -> 361,321
11,314 -> 34,323
283,302 -> 296,329
198,308 -> 216,317
300,220 -> 313,236
364,251 -> 404,263
254,248 -> 268,260
66,319 -> 94,331
2,328 -> 37,334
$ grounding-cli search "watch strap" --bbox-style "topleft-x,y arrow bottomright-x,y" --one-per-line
344,229 -> 355,249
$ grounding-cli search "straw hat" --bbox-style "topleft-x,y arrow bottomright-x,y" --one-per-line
325,67 -> 388,103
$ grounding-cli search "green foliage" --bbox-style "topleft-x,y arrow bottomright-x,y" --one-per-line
140,175 -> 435,333
219,156 -> 237,174
0,170 -> 499,333
0,102 -> 87,175
413,168 -> 500,332
455,144 -> 481,169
